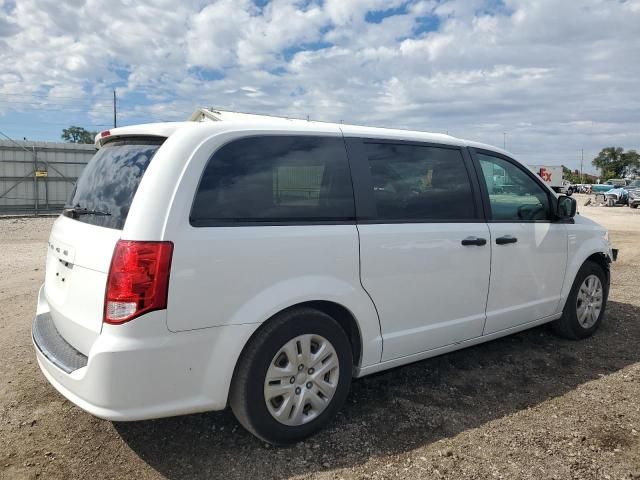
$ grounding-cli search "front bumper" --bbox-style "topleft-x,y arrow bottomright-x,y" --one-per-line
33,286 -> 260,421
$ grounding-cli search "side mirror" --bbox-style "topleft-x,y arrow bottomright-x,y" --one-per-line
556,195 -> 576,219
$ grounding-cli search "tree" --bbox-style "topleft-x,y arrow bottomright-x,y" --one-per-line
61,126 -> 97,144
592,147 -> 640,179
562,166 -> 581,183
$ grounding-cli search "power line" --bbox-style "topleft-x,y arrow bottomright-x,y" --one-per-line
0,100 -> 108,107
0,95 -> 110,101
0,99 -> 143,112
0,103 -> 112,114
0,121 -> 112,127
0,91 -> 112,100
0,91 -> 171,103
0,100 -> 113,108
0,106 -> 114,114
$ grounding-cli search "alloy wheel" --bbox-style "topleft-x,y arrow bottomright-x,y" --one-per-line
576,274 -> 603,329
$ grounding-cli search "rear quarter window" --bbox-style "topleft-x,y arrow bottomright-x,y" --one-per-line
190,135 -> 355,225
64,138 -> 164,230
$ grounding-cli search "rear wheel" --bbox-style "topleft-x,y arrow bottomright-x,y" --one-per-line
552,261 -> 608,339
229,308 -> 352,445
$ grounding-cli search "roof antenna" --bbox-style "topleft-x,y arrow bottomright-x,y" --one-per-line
306,115 -> 310,122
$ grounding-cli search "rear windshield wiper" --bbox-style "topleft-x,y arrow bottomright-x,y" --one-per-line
63,206 -> 111,218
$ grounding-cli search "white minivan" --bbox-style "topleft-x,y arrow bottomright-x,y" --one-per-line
33,118 -> 617,444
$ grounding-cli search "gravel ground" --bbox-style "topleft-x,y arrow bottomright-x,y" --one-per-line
1,200 -> 639,480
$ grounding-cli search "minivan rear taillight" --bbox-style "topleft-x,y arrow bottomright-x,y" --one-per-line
104,240 -> 173,324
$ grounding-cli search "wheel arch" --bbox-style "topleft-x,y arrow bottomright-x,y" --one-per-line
227,301 -> 358,443
584,252 -> 611,282
302,300 -> 363,367
560,249 -> 611,313
234,300 -> 364,371
552,253 -> 610,339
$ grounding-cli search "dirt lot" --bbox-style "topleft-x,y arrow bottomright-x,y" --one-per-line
1,198 -> 639,480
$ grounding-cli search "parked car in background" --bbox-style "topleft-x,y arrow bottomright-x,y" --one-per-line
32,117 -> 617,445
600,187 -> 629,206
572,184 -> 592,194
592,179 -> 627,193
627,180 -> 640,208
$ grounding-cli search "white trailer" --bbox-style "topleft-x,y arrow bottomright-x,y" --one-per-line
528,165 -> 569,194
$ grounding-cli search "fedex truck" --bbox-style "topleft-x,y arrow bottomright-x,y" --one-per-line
528,165 -> 572,194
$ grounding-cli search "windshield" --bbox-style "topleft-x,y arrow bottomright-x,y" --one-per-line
64,138 -> 165,229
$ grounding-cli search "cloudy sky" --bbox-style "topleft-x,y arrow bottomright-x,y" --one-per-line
1,0 -> 639,172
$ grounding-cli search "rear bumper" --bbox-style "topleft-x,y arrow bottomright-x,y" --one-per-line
33,312 -> 88,373
33,285 -> 260,421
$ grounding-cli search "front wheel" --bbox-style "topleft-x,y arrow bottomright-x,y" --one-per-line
229,308 -> 353,445
552,261 -> 608,339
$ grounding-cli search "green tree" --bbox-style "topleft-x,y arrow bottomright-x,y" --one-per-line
61,126 -> 97,144
562,165 -> 580,183
592,147 -> 640,179
562,166 -> 581,183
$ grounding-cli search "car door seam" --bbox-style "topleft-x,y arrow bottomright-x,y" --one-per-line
481,225 -> 493,336
340,127 -> 385,363
552,223 -> 571,314
354,224 -> 384,362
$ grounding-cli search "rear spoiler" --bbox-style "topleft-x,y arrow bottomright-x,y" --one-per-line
95,131 -> 167,148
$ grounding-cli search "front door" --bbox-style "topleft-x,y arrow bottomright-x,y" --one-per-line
348,139 -> 491,361
473,151 -> 568,335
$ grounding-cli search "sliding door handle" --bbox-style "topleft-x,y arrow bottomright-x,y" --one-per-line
461,236 -> 487,246
496,235 -> 518,245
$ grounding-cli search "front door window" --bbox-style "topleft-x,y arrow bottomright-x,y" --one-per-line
477,154 -> 551,221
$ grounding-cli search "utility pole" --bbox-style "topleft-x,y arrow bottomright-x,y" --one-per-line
580,148 -> 584,184
113,89 -> 117,128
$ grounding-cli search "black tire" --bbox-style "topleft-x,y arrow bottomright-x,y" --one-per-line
229,307 -> 353,445
552,261 -> 609,339
566,188 -> 573,196
631,204 -> 639,209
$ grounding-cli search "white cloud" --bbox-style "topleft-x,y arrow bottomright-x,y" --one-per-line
324,0 -> 406,26
186,0 -> 253,69
0,0 -> 639,169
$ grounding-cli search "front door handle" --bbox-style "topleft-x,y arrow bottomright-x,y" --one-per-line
461,236 -> 487,246
496,235 -> 518,245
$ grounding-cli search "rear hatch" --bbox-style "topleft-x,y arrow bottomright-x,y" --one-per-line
44,137 -> 165,355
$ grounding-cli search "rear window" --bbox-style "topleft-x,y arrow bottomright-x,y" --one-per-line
190,135 -> 355,225
64,138 -> 164,230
